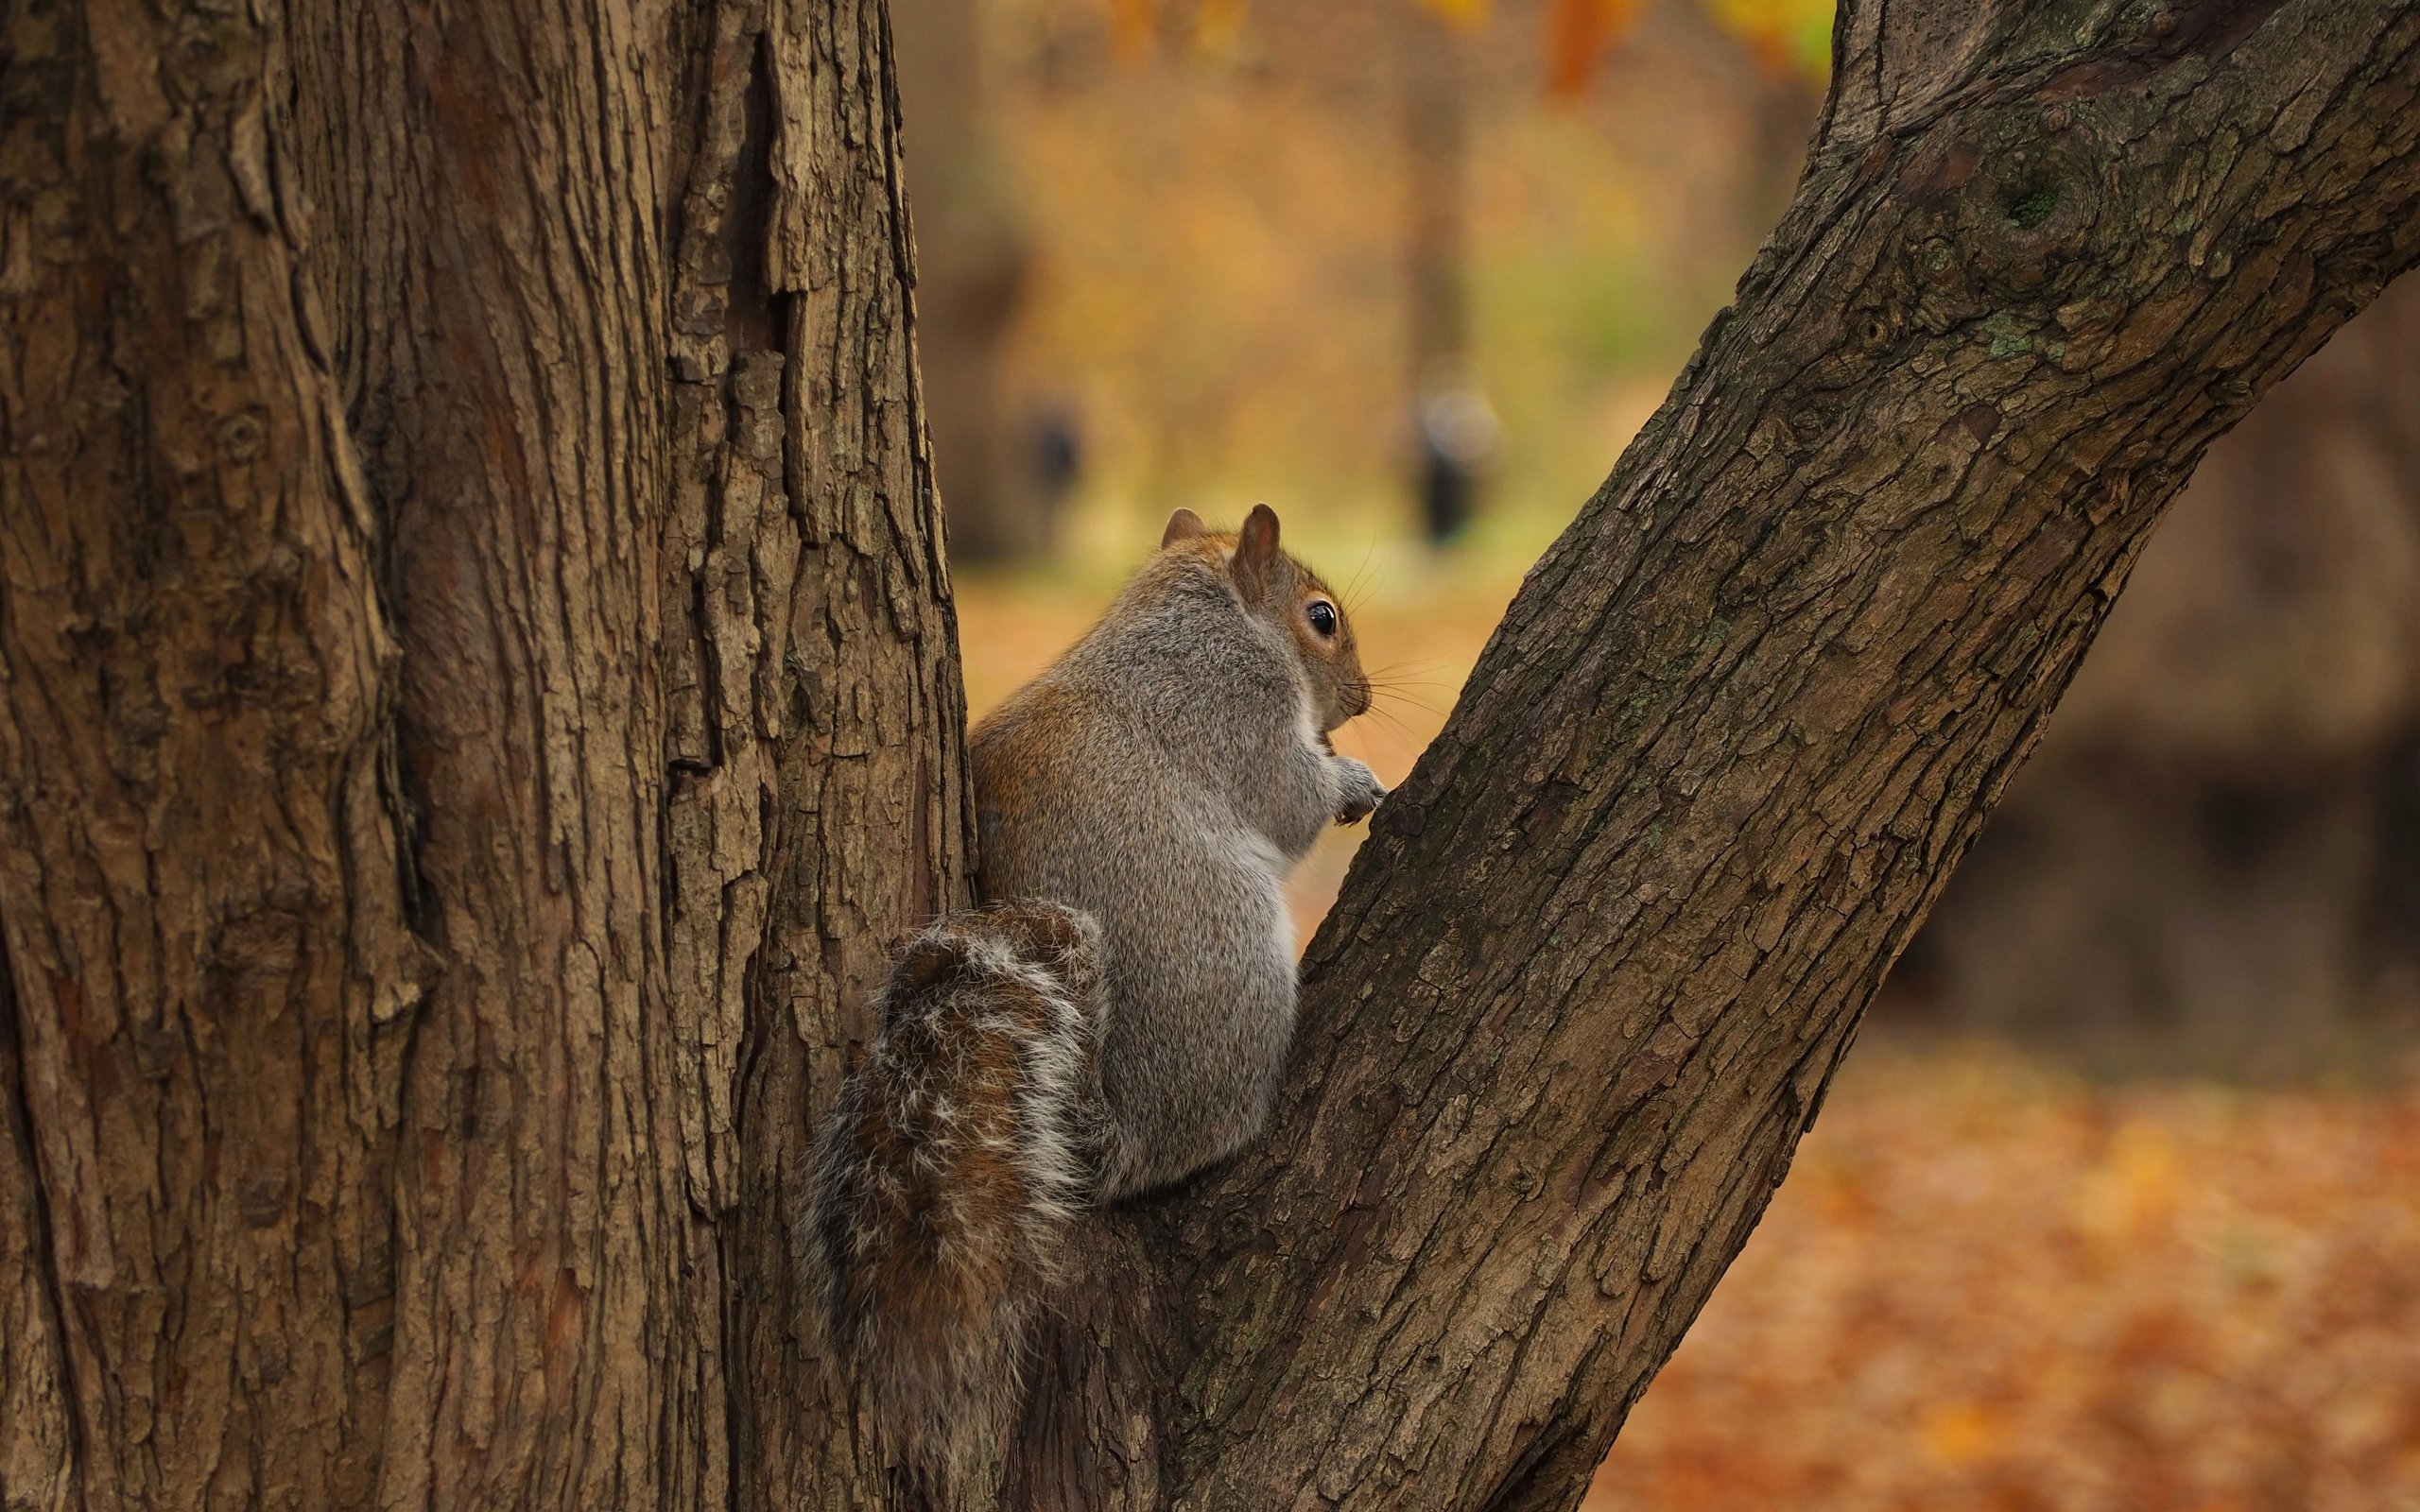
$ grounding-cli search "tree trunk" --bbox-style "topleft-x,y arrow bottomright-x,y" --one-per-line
0,0 -> 959,1507
1,5 -> 2415,1512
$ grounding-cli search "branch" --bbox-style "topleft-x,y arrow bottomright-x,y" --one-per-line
1014,2 -> 2420,1507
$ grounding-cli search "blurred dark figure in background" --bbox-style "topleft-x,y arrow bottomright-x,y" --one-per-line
1404,5 -> 1493,543
1892,275 -> 2420,1074
1414,369 -> 1501,543
1026,399 -> 1084,541
893,0 -> 1046,562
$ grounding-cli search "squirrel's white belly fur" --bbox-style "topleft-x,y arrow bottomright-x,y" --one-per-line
1243,830 -> 1297,963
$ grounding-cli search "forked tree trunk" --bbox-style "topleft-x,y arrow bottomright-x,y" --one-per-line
1,5 -> 2415,1512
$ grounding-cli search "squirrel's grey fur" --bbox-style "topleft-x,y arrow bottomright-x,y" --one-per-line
804,506 -> 1383,1489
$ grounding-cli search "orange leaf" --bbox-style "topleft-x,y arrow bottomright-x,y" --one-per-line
1919,1400 -> 2005,1469
1544,0 -> 1648,98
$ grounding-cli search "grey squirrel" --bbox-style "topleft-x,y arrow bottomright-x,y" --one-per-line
806,504 -> 1386,1480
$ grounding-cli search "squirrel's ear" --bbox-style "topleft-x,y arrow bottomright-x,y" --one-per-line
1160,508 -> 1208,548
1234,504 -> 1281,597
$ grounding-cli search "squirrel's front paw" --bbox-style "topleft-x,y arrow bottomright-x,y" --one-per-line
1333,757 -> 1387,826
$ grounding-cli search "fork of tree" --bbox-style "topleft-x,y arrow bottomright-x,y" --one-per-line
1,1 -> 2413,1508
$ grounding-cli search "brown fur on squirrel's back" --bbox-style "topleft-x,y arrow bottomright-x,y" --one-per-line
805,902 -> 1106,1480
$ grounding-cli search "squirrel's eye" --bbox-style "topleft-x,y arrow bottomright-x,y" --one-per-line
1306,600 -> 1338,638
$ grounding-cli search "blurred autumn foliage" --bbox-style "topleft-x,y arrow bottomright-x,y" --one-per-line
1585,1046 -> 2420,1512
918,0 -> 2420,1503
899,0 -> 1827,566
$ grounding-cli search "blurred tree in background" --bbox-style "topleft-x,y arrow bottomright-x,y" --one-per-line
893,0 -> 1045,560
893,0 -> 1830,560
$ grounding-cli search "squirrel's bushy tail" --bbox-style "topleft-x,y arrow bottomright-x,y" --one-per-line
806,900 -> 1108,1480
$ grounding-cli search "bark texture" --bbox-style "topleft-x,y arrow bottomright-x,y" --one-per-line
1,0 -> 416,1501
1,0 -> 959,1507
3,0 -> 2418,1511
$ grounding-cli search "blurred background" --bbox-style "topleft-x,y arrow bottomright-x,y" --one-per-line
891,0 -> 2420,1504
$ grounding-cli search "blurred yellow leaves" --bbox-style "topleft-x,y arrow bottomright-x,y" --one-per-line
2071,1119 -> 2185,1242
1190,0 -> 1250,51
1106,0 -> 1151,56
1706,0 -> 1835,82
1089,0 -> 1832,91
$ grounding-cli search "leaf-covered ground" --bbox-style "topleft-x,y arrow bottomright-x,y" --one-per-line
1585,1044 -> 2420,1511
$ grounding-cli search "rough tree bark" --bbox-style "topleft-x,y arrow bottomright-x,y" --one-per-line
0,0 -> 958,1508
0,5 -> 2414,1512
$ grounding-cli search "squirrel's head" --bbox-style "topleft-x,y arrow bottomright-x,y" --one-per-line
1160,505 -> 1373,731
